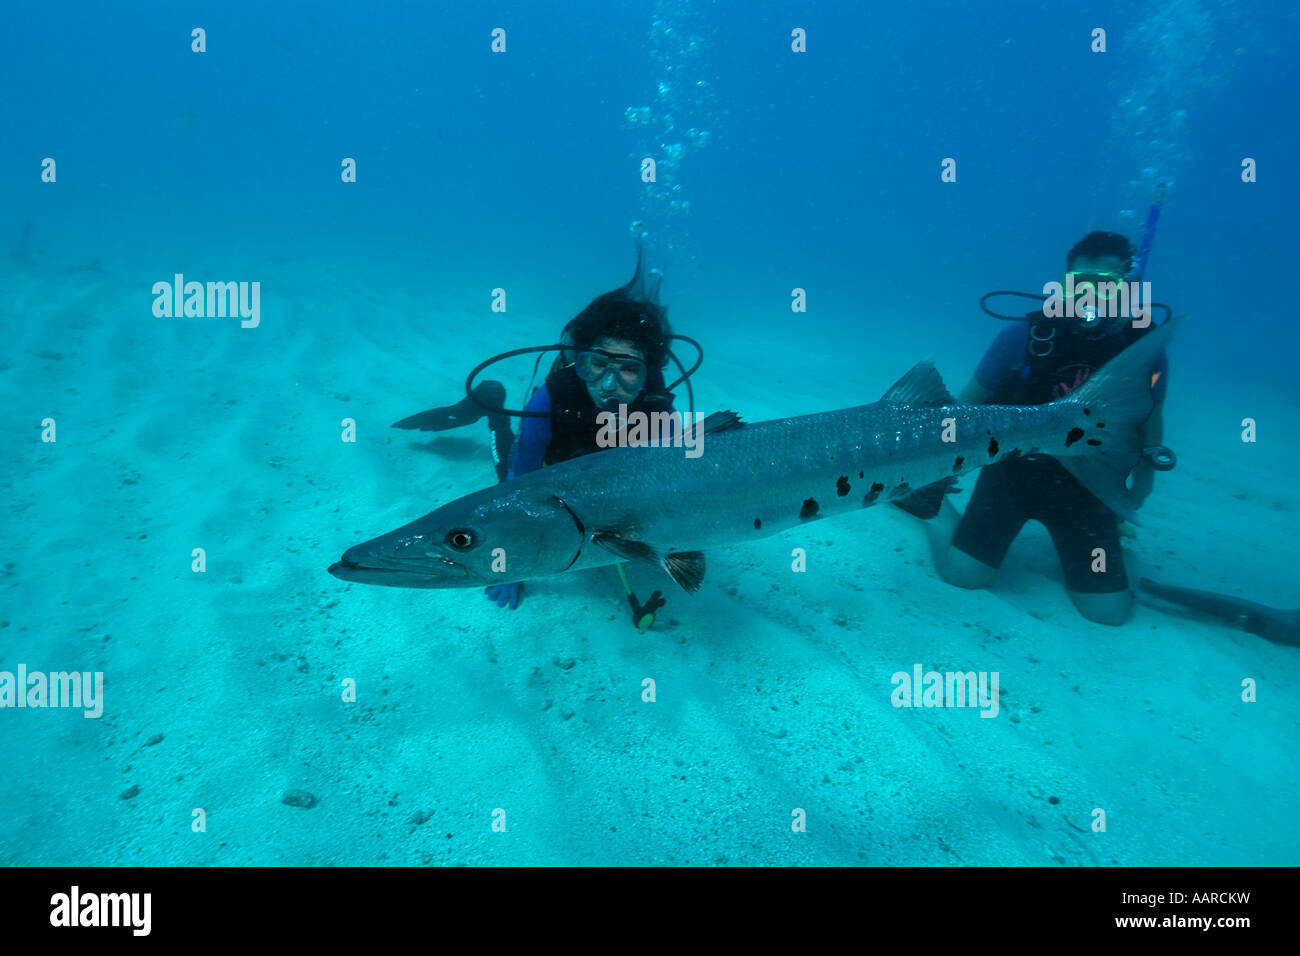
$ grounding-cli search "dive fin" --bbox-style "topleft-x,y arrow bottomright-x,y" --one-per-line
881,361 -> 954,406
392,408 -> 459,431
392,381 -> 507,431
1055,316 -> 1181,524
662,551 -> 706,592
1141,577 -> 1265,620
1140,577 -> 1300,646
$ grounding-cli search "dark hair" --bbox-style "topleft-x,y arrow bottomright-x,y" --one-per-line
564,294 -> 671,369
1067,231 -> 1135,272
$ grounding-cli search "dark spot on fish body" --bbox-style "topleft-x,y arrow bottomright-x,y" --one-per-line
952,455 -> 964,473
1096,421 -> 1105,428
1065,427 -> 1084,447
753,518 -> 762,530
862,482 -> 885,506
1086,439 -> 1101,446
836,475 -> 851,497
1083,407 -> 1091,416
800,498 -> 819,520
987,438 -> 999,458
858,471 -> 864,479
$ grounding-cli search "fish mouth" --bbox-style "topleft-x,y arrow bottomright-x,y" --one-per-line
328,551 -> 469,588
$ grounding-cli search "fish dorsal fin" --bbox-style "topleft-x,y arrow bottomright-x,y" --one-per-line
663,551 -> 706,592
880,361 -> 954,405
701,410 -> 745,434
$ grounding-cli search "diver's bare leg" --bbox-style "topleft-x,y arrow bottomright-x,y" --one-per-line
923,499 -> 998,590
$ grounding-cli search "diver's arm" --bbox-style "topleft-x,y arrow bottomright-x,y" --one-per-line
507,387 -> 552,480
1140,403 -> 1165,445
1129,404 -> 1164,505
891,377 -> 985,520
490,389 -> 552,610
896,335 -> 1007,522
1130,353 -> 1169,506
962,324 -> 1024,405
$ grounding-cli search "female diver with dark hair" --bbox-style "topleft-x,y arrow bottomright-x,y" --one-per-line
392,233 -> 698,618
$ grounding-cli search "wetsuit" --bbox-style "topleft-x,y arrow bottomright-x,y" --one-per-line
951,316 -> 1169,593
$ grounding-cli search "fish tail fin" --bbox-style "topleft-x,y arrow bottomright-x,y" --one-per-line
1054,317 -> 1180,523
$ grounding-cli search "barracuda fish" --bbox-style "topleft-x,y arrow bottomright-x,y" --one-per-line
329,318 -> 1177,592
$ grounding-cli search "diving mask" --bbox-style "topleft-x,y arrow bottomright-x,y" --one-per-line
574,348 -> 649,391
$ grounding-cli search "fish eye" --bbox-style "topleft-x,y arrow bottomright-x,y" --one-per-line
446,529 -> 475,551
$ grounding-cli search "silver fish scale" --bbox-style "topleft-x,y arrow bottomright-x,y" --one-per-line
551,398 -> 1075,565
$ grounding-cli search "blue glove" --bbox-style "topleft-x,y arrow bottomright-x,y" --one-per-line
485,581 -> 523,609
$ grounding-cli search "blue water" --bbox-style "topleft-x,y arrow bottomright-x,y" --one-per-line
1,0 -> 1297,866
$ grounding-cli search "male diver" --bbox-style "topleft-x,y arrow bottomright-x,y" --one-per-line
393,233 -> 699,620
916,231 -> 1171,625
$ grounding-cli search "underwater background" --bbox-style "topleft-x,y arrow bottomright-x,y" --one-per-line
1,0 -> 1297,866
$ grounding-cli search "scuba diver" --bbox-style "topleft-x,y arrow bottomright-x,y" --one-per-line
393,229 -> 701,626
909,227 -> 1174,626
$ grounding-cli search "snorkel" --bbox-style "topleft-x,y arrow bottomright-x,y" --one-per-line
1129,182 -> 1166,283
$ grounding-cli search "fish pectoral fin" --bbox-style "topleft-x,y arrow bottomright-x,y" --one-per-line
593,530 -> 705,592
592,530 -> 658,563
880,361 -> 954,406
662,551 -> 706,593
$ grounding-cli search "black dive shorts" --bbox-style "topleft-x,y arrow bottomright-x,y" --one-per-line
951,455 -> 1128,594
